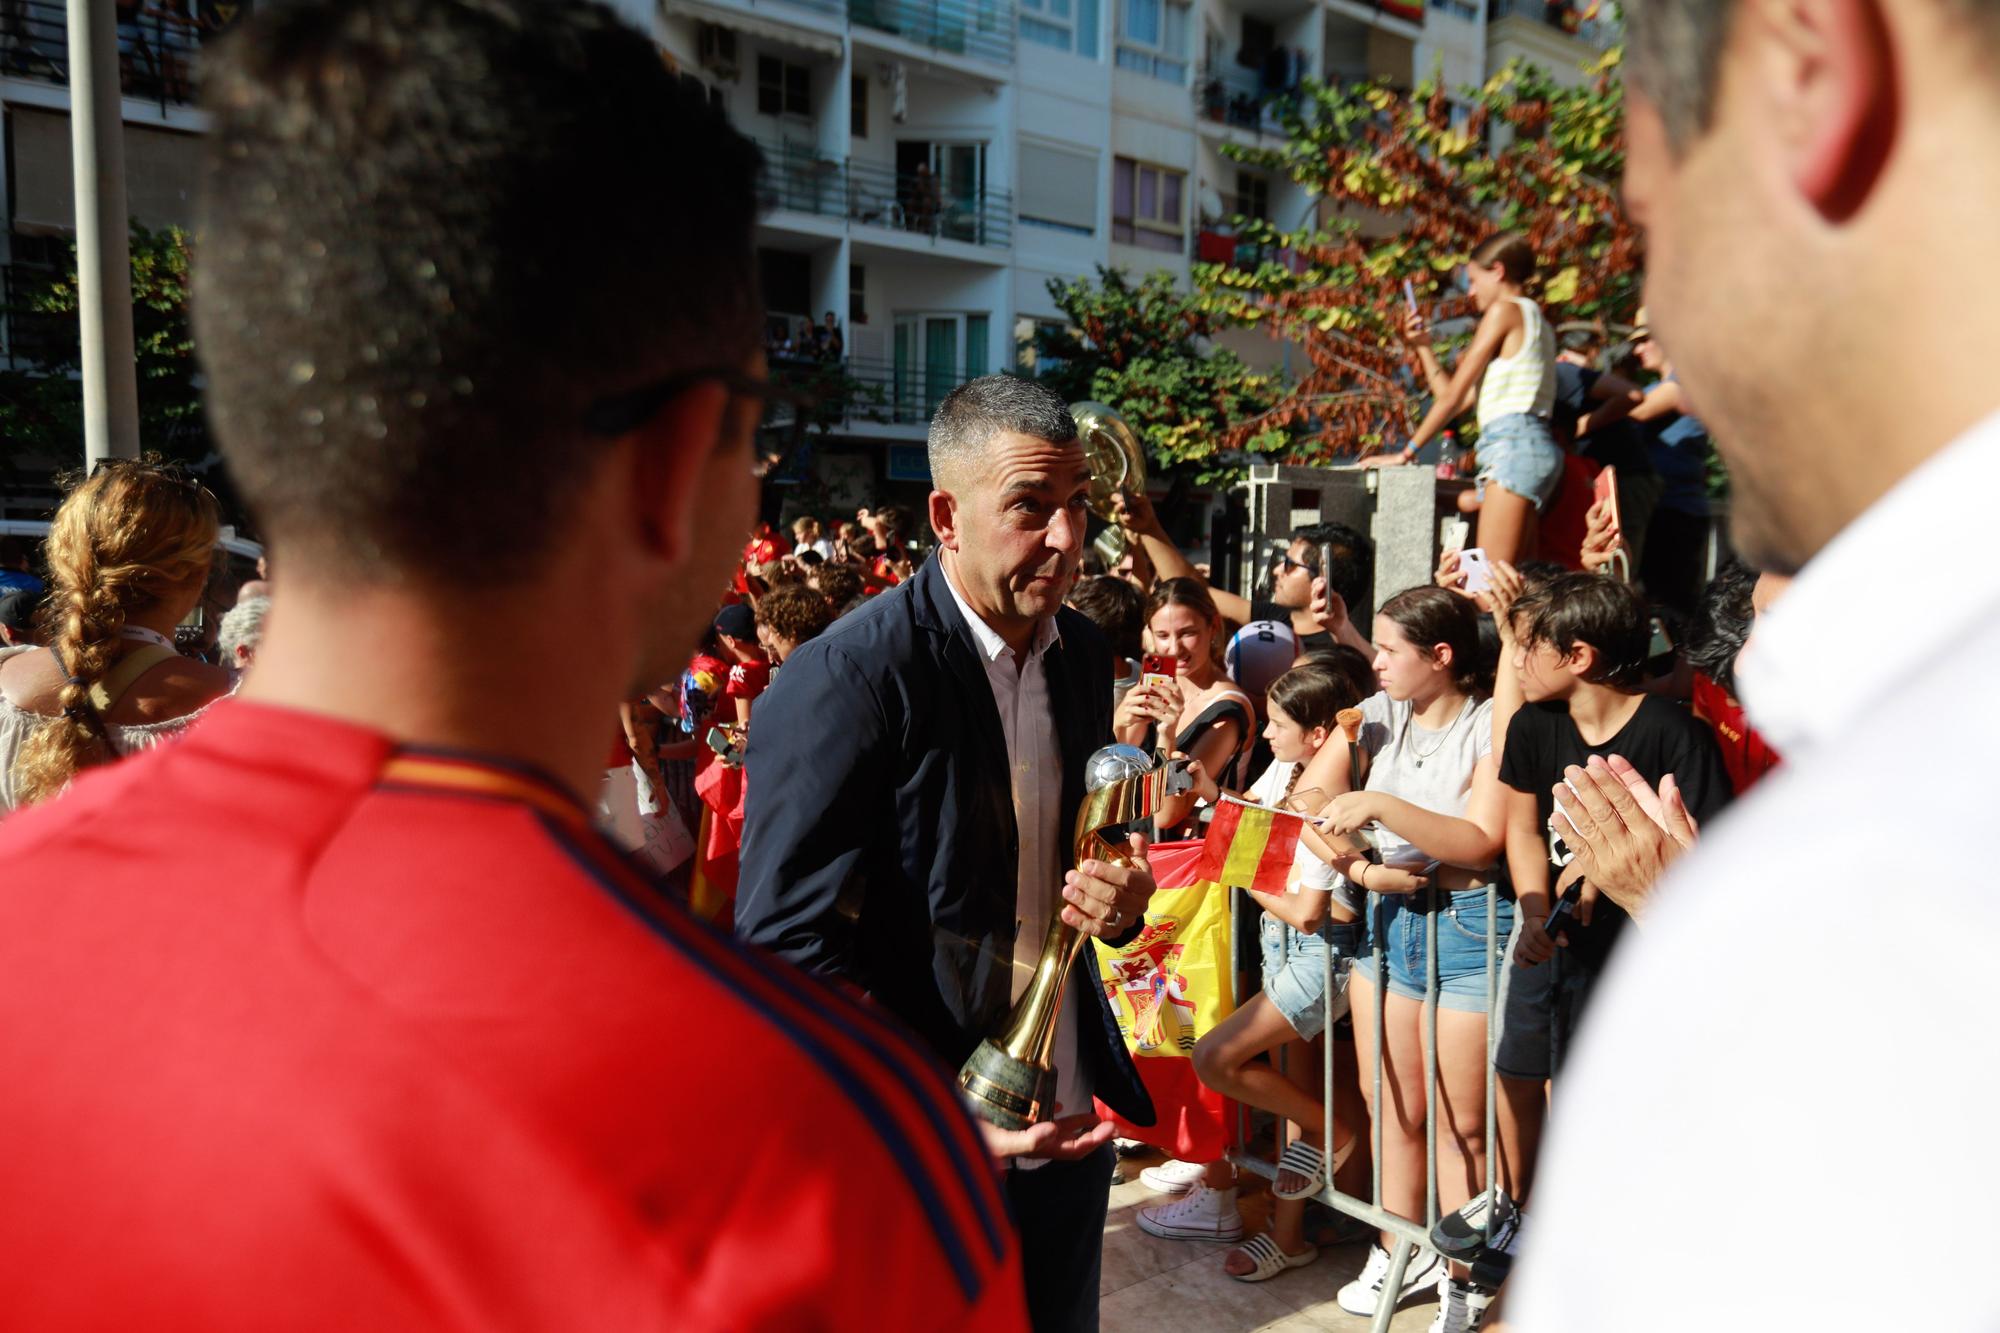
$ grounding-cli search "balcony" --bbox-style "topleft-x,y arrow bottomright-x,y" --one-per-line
0,0 -> 257,111
1194,60 -> 1303,139
848,0 -> 1014,65
845,352 -> 976,425
756,139 -> 1013,250
1487,0 -> 1621,50
1193,230 -> 1304,275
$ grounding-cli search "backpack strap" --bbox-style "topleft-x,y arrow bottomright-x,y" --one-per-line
87,644 -> 179,716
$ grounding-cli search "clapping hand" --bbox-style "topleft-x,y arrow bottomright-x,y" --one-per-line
1549,755 -> 1701,921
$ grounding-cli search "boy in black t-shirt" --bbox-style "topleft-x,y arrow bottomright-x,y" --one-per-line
1492,572 -> 1731,1205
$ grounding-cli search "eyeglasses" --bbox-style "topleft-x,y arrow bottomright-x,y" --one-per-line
582,367 -> 806,438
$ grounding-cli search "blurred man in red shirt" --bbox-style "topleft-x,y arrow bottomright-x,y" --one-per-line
0,4 -> 1024,1330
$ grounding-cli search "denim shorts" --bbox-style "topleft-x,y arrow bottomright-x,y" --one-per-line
1476,413 -> 1564,511
1349,888 -> 1514,1014
1259,915 -> 1363,1041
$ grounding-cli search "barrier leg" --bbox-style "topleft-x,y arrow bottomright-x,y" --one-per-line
1372,1238 -> 1417,1333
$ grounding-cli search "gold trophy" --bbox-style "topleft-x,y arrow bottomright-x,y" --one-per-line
958,745 -> 1192,1130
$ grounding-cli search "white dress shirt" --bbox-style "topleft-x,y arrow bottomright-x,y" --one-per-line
1512,413 -> 2000,1329
941,559 -> 1090,1165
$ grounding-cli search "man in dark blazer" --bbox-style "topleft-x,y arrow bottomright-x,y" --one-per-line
737,376 -> 1160,1333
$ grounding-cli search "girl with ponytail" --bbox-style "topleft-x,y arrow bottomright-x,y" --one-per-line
0,463 -> 230,809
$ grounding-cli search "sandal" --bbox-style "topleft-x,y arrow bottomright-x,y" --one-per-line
1274,1140 -> 1326,1200
1225,1234 -> 1318,1283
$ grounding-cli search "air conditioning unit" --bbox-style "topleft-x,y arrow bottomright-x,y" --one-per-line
697,24 -> 739,79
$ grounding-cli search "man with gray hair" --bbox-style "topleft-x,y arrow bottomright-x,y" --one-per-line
739,374 -> 1163,1331
217,594 -> 270,675
1509,2 -> 2000,1329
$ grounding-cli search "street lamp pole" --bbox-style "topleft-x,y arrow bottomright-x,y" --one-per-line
67,0 -> 141,467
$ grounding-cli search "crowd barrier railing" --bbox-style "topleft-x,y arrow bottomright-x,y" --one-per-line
1225,879 -> 1508,1333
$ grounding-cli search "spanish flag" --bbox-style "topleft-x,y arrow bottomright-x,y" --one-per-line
1194,796 -> 1305,895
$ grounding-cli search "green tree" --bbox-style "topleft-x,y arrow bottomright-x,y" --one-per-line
1197,50 -> 1640,458
0,225 -> 208,482
1034,266 -> 1287,489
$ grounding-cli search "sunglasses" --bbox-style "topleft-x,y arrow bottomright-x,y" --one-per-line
1276,554 -> 1316,574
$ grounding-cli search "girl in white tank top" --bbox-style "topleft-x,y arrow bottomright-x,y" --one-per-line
1362,232 -> 1567,566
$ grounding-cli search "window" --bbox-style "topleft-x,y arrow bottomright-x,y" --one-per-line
849,263 -> 866,325
1015,316 -> 1076,375
1116,0 -> 1188,82
1020,0 -> 1099,57
757,55 -> 811,118
1112,156 -> 1184,253
1017,141 -> 1098,236
852,75 -> 868,138
1235,171 -> 1269,222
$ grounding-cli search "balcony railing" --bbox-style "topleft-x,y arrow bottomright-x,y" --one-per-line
0,0 -> 257,111
846,353 -> 975,425
847,156 -> 1012,248
1487,0 -> 1622,48
757,140 -> 1013,250
849,0 -> 1014,65
1194,60 -> 1303,136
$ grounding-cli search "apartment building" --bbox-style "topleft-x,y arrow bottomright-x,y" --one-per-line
0,0 -> 1614,515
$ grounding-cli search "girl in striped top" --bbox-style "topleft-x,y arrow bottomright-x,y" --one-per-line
1365,233 -> 1564,566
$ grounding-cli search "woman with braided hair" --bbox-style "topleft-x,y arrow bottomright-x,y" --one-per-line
0,463 -> 231,810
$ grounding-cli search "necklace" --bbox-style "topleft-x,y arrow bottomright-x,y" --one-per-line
1401,698 -> 1470,769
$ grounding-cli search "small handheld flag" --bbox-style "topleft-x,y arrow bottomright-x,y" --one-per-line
1194,795 -> 1305,895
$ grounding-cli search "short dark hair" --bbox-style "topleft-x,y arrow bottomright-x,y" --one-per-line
1628,1 -> 1740,150
1066,575 -> 1145,660
1517,573 -> 1652,691
194,0 -> 763,585
928,375 -> 1077,487
1293,521 -> 1375,619
1686,558 -> 1757,694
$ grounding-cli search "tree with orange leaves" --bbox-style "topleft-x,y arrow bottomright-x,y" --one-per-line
1195,49 -> 1641,462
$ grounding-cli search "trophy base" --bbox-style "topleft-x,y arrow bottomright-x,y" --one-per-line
957,1039 -> 1057,1132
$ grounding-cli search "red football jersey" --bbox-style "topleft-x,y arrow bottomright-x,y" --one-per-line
0,702 -> 1024,1332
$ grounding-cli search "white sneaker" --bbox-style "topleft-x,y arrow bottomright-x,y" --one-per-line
1139,1158 -> 1209,1194
1428,1269 -> 1497,1333
1336,1243 -> 1445,1316
1135,1181 -> 1244,1242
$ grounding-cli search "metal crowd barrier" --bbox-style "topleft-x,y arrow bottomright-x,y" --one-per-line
1226,882 -> 1505,1333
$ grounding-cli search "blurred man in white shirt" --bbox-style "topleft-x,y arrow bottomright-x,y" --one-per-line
1513,3 -> 2000,1329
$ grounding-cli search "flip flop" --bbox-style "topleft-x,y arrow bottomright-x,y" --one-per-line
1225,1234 -> 1318,1283
1274,1140 -> 1326,1200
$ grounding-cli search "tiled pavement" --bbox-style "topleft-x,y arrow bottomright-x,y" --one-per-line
1099,1149 -> 1439,1333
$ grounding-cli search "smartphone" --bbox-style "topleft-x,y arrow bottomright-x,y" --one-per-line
1141,653 -> 1175,690
1318,542 -> 1336,598
705,725 -> 743,764
1544,879 -> 1584,935
1440,517 -> 1471,554
1403,279 -> 1418,313
1592,464 -> 1623,536
1458,546 -> 1493,594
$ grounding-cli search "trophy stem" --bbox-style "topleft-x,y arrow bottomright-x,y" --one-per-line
957,916 -> 1087,1130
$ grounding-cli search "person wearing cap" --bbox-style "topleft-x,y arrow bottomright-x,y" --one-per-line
0,589 -> 40,648
712,601 -> 771,725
